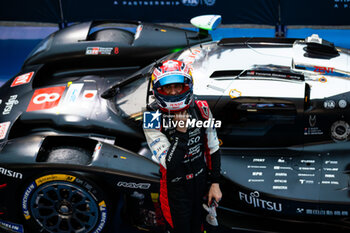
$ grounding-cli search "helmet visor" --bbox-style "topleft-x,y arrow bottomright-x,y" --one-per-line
158,74 -> 185,87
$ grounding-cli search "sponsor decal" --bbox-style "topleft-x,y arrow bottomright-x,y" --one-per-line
189,128 -> 200,137
93,201 -> 108,233
298,167 -> 315,171
304,127 -> 323,136
3,95 -> 18,115
304,208 -> 348,216
275,173 -> 287,176
314,66 -> 334,74
248,179 -> 264,183
253,158 -> 265,162
0,121 -> 10,140
188,144 -> 201,155
182,0 -> 199,6
183,0 -> 215,6
62,83 -> 84,105
247,165 -> 266,169
274,179 -> 287,183
321,180 -> 339,185
27,86 -> 66,112
273,166 -> 292,170
323,167 -> 338,171
35,174 -> 76,186
338,99 -> 347,108
239,191 -> 282,212
272,186 -> 288,190
0,167 -> 22,179
299,179 -> 314,184
83,90 -> 97,101
331,120 -> 350,141
324,100 -> 336,109
309,115 -> 316,127
183,49 -> 201,66
187,135 -> 200,146
0,220 -> 24,233
93,142 -> 103,158
300,159 -> 315,164
11,71 -> 34,87
86,47 -> 113,55
186,173 -> 194,180
22,182 -> 35,220
298,173 -> 315,177
252,172 -> 263,176
115,0 -> 215,6
157,149 -> 168,160
203,0 -> 215,6
117,181 -> 151,189
150,138 -> 160,147
318,76 -> 327,83
167,137 -> 178,162
325,160 -> 338,165
229,89 -> 242,99
195,100 -> 209,120
134,25 -> 143,40
114,47 -> 119,54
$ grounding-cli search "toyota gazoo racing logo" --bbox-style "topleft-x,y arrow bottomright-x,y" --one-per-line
143,110 -> 221,129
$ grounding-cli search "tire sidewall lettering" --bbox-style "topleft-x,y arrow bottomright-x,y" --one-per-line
22,174 -> 107,232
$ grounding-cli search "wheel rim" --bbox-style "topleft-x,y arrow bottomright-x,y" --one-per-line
30,181 -> 99,233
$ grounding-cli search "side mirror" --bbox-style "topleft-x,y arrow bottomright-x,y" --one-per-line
190,15 -> 222,31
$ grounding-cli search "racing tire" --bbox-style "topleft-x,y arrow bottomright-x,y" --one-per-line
22,173 -> 110,233
89,29 -> 134,45
46,146 -> 91,165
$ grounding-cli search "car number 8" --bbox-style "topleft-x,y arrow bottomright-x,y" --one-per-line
33,93 -> 60,105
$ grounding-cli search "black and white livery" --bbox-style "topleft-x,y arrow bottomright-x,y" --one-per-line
0,15 -> 350,233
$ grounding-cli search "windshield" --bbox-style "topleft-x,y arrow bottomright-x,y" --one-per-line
115,75 -> 149,121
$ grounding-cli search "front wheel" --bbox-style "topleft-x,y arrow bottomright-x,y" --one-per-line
22,173 -> 109,233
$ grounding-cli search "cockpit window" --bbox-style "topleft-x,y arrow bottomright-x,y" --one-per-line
115,75 -> 149,121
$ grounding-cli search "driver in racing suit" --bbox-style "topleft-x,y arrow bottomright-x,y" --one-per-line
143,60 -> 222,233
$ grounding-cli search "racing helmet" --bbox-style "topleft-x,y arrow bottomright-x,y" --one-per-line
151,60 -> 193,112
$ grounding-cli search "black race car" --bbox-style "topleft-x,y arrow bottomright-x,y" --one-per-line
1,15 -> 350,233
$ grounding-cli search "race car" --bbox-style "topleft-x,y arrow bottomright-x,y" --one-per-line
1,14 -> 350,233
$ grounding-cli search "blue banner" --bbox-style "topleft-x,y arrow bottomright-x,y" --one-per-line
0,0 -> 349,25
61,0 -> 278,24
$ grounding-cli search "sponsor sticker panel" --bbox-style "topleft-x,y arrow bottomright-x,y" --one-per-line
11,72 -> 34,87
0,121 -> 10,140
27,86 -> 66,112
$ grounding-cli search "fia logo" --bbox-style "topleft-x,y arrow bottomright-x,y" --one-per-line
143,110 -> 161,129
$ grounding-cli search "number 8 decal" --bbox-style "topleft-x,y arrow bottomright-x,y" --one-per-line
27,86 -> 66,112
33,93 -> 60,105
